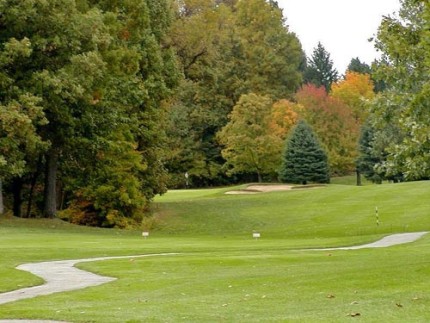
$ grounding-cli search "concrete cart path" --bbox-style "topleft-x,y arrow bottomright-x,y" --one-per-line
312,231 -> 428,251
0,232 -> 427,322
0,253 -> 178,306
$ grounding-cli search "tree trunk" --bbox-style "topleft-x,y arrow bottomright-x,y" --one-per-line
356,168 -> 362,186
0,179 -> 4,215
27,156 -> 43,218
43,149 -> 59,218
12,178 -> 23,217
257,171 -> 262,183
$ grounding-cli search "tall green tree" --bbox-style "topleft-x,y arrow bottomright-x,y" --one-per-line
304,42 -> 339,92
166,0 -> 303,186
0,36 -> 49,214
233,0 -> 303,99
166,1 -> 236,186
0,0 -> 178,225
369,0 -> 429,180
279,120 -> 329,184
217,93 -> 282,182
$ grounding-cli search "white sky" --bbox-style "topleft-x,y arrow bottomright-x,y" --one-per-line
277,0 -> 401,74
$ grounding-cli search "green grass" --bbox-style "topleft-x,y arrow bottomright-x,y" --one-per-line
153,181 -> 429,238
330,174 -> 372,185
1,181 -> 430,322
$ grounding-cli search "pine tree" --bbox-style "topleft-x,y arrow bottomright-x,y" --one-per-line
279,120 -> 329,184
356,123 -> 383,184
347,57 -> 371,74
304,42 -> 338,92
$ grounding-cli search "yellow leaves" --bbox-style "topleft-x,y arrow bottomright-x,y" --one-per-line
331,71 -> 375,123
219,94 -> 304,174
332,71 -> 375,100
269,99 -> 301,140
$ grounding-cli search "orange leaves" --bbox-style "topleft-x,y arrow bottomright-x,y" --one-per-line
269,99 -> 302,140
295,84 -> 361,175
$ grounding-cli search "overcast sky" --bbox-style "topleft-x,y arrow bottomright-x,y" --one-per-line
276,0 -> 401,74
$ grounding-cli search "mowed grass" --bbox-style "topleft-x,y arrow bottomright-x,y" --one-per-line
152,181 -> 430,238
0,180 -> 430,322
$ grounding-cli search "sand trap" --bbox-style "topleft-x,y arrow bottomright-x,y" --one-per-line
225,184 -> 293,194
226,184 -> 325,194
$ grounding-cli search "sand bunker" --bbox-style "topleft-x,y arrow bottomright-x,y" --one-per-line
226,184 -> 324,194
226,184 -> 294,194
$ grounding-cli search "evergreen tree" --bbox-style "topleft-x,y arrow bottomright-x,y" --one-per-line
279,120 -> 329,184
356,123 -> 383,183
356,121 -> 404,183
304,42 -> 338,92
347,57 -> 371,74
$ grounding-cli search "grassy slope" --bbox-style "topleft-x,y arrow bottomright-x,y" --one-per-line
0,181 -> 429,322
152,181 -> 430,238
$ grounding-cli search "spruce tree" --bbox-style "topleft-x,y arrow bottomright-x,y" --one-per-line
304,42 -> 338,92
356,123 -> 383,183
347,57 -> 371,74
279,120 -> 329,184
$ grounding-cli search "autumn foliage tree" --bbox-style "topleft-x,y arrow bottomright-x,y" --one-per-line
296,84 -> 360,175
331,71 -> 375,123
217,93 -> 283,182
268,99 -> 301,140
165,0 -> 303,186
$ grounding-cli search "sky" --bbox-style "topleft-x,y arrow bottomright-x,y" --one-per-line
277,0 -> 401,74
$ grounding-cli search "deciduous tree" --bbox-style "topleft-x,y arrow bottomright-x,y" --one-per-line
296,84 -> 360,175
268,99 -> 301,140
331,71 -> 375,123
165,0 -> 303,186
0,0 -> 178,225
217,93 -> 282,182
369,0 -> 430,180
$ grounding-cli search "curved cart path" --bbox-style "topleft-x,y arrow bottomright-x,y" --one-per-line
312,231 -> 427,251
0,232 -> 427,322
0,253 -> 177,306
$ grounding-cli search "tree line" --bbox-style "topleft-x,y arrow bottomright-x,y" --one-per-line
1,0 -> 428,227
